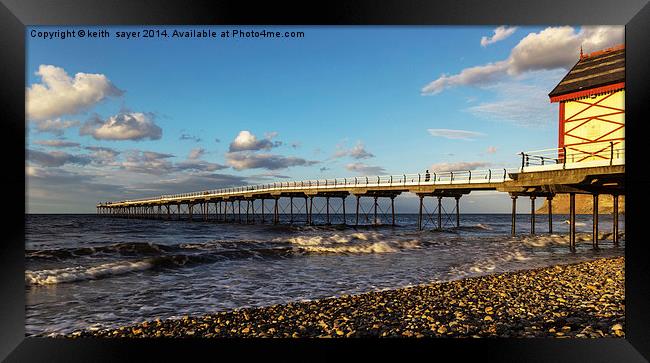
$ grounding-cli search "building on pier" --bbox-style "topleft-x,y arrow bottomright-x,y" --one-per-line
549,44 -> 625,163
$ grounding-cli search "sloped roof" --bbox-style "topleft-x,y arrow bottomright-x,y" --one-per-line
548,45 -> 625,101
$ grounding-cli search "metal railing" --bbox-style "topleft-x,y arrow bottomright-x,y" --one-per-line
99,141 -> 625,207
519,140 -> 624,171
98,167 -> 519,206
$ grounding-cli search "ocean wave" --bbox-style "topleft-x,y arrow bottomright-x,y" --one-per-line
448,249 -> 531,278
26,242 -> 176,260
296,240 -> 420,254
26,259 -> 156,286
519,232 -> 625,247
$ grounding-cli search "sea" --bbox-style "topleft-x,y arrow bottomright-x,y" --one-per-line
25,213 -> 625,336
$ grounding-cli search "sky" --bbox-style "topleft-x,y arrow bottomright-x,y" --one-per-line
25,25 -> 624,213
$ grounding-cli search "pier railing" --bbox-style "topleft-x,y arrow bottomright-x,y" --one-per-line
99,167 -> 519,206
519,140 -> 624,172
99,140 -> 625,207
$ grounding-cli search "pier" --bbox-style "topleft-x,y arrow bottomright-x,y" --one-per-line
98,142 -> 624,251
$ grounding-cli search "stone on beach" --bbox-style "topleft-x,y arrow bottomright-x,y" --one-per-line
67,257 -> 625,339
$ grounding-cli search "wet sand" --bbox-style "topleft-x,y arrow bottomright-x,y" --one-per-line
68,256 -> 624,338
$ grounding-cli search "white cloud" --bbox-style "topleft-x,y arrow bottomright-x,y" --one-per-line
229,130 -> 281,152
429,161 -> 491,172
33,139 -> 80,148
345,162 -> 386,175
225,152 -> 317,171
332,141 -> 375,160
427,129 -> 485,141
188,148 -> 205,160
480,26 -> 517,47
422,26 -> 624,94
27,149 -> 91,167
26,65 -> 123,121
80,112 -> 162,141
33,118 -> 80,136
486,146 -> 497,154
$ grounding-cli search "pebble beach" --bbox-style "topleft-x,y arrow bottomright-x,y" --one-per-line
68,256 -> 625,338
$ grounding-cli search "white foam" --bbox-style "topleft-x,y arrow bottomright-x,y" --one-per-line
26,259 -> 154,286
298,241 -> 399,254
284,231 -> 382,246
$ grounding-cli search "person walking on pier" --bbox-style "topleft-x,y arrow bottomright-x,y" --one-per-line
425,169 -> 431,182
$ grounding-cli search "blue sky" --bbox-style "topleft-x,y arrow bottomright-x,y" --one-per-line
25,26 -> 624,213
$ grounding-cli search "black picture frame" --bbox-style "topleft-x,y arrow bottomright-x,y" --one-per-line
2,0 -> 649,361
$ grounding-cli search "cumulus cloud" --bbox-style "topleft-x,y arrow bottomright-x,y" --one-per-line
480,26 -> 517,47
26,65 -> 123,121
333,141 -> 375,160
33,118 -> 80,136
226,152 -> 318,170
120,150 -> 175,174
422,26 -> 624,94
80,112 -> 162,141
84,146 -> 121,165
427,129 -> 485,141
345,162 -> 386,175
118,148 -> 227,174
27,149 -> 91,167
33,139 -> 80,148
228,130 -> 281,152
430,161 -> 491,172
188,148 -> 205,160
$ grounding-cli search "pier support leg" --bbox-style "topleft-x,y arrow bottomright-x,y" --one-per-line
613,194 -> 619,246
231,201 -> 235,223
188,203 -> 193,222
417,195 -> 424,231
326,196 -> 330,225
304,197 -> 309,225
246,200 -> 250,224
373,196 -> 378,226
261,199 -> 265,224
511,195 -> 517,237
290,197 -> 293,224
251,200 -> 255,224
355,195 -> 360,227
342,197 -> 347,226
547,197 -> 553,234
391,196 -> 395,226
437,196 -> 442,230
309,197 -> 313,225
274,197 -> 279,225
166,205 -> 170,220
455,196 -> 460,228
530,196 -> 536,235
592,194 -> 599,250
177,204 -> 181,221
569,193 -> 576,252
238,200 -> 242,224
